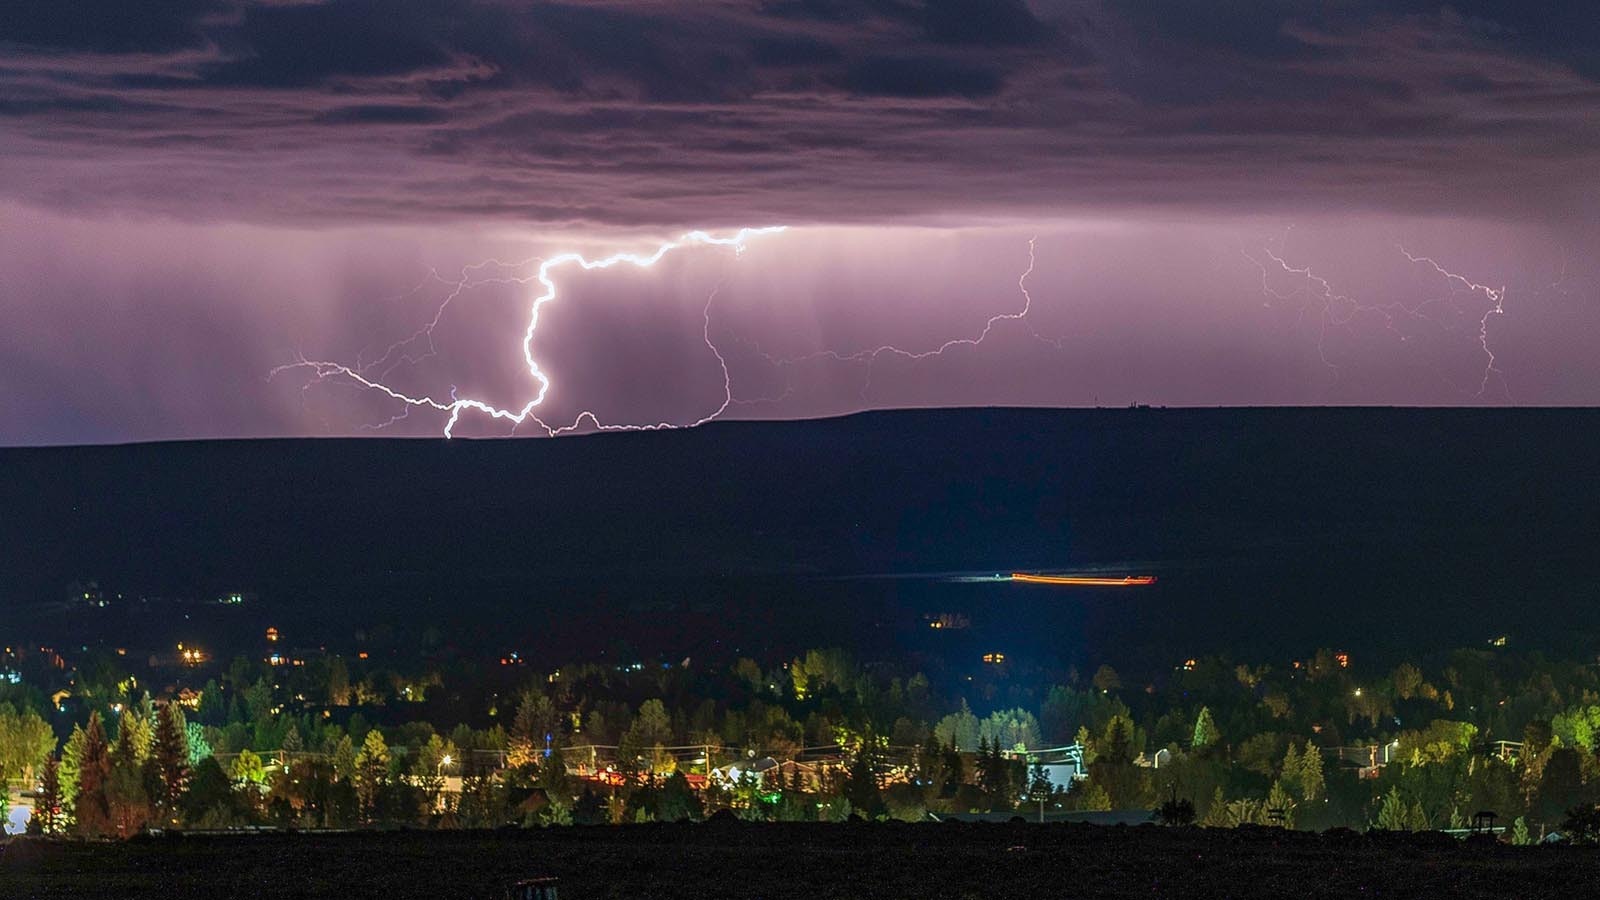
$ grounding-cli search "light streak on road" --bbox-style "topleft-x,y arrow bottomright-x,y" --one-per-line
1009,573 -> 1156,586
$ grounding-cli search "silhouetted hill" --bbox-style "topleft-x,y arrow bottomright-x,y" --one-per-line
2,407 -> 1597,664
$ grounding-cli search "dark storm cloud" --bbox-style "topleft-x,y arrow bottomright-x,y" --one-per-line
844,56 -> 1005,98
313,104 -> 451,126
2,0 -> 223,54
200,0 -> 455,88
0,0 -> 1596,226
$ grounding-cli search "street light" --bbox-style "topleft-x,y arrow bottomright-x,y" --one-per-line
437,754 -> 453,778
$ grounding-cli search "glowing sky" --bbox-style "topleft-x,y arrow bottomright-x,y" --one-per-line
2,1 -> 1597,443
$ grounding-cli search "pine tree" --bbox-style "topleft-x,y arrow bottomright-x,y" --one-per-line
331,734 -> 357,782
116,698 -> 155,766
843,744 -> 885,818
1265,779 -> 1296,829
281,722 -> 304,755
58,723 -> 86,830
1191,707 -> 1221,751
148,703 -> 190,827
1376,786 -> 1409,831
184,721 -> 213,765
1298,740 -> 1324,802
197,679 -> 226,725
1281,742 -> 1302,796
941,738 -> 964,798
74,712 -> 114,837
36,754 -> 63,835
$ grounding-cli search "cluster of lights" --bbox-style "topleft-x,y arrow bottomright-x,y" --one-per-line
982,653 -> 1006,664
178,643 -> 205,666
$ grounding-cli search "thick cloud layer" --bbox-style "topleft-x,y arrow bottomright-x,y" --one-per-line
1,1 -> 1597,226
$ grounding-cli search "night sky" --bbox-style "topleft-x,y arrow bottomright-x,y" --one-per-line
2,2 -> 1598,444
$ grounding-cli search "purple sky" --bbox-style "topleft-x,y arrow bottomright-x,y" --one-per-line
1,1 -> 1597,444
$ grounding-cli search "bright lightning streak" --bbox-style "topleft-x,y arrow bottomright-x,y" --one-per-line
272,227 -> 785,437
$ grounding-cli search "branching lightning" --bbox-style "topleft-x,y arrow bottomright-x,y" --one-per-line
273,227 -> 784,437
274,229 -> 1058,437
1397,248 -> 1508,399
736,237 -> 1058,402
1245,238 -> 1511,400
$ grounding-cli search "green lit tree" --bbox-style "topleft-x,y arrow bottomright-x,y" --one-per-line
354,729 -> 390,818
0,703 -> 56,786
1191,707 -> 1221,752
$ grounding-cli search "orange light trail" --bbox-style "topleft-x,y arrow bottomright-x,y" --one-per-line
1010,573 -> 1157,586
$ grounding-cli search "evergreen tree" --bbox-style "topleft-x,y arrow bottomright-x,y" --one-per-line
657,770 -> 704,821
1298,740 -> 1324,802
35,754 -> 63,835
115,698 -> 155,766
980,739 -> 1012,808
148,703 -> 190,827
331,734 -> 357,782
106,752 -> 150,836
281,722 -> 304,755
1281,742 -> 1302,795
941,738 -> 964,798
1375,786 -> 1410,831
1191,707 -> 1221,752
975,735 -> 993,794
197,679 -> 226,725
1265,779 -> 1297,829
184,721 -> 213,765
843,742 -> 885,818
74,712 -> 114,838
183,756 -> 241,828
58,723 -> 86,830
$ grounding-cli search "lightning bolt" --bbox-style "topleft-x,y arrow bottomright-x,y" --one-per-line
272,227 -> 785,437
738,237 -> 1057,401
275,230 -> 1057,435
1397,248 -> 1508,400
1245,239 -> 1511,400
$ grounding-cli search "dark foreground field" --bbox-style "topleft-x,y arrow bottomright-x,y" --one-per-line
2,823 -> 1594,899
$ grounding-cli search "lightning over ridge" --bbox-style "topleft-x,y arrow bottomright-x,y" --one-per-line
274,229 -> 1058,437
1245,237 -> 1512,400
